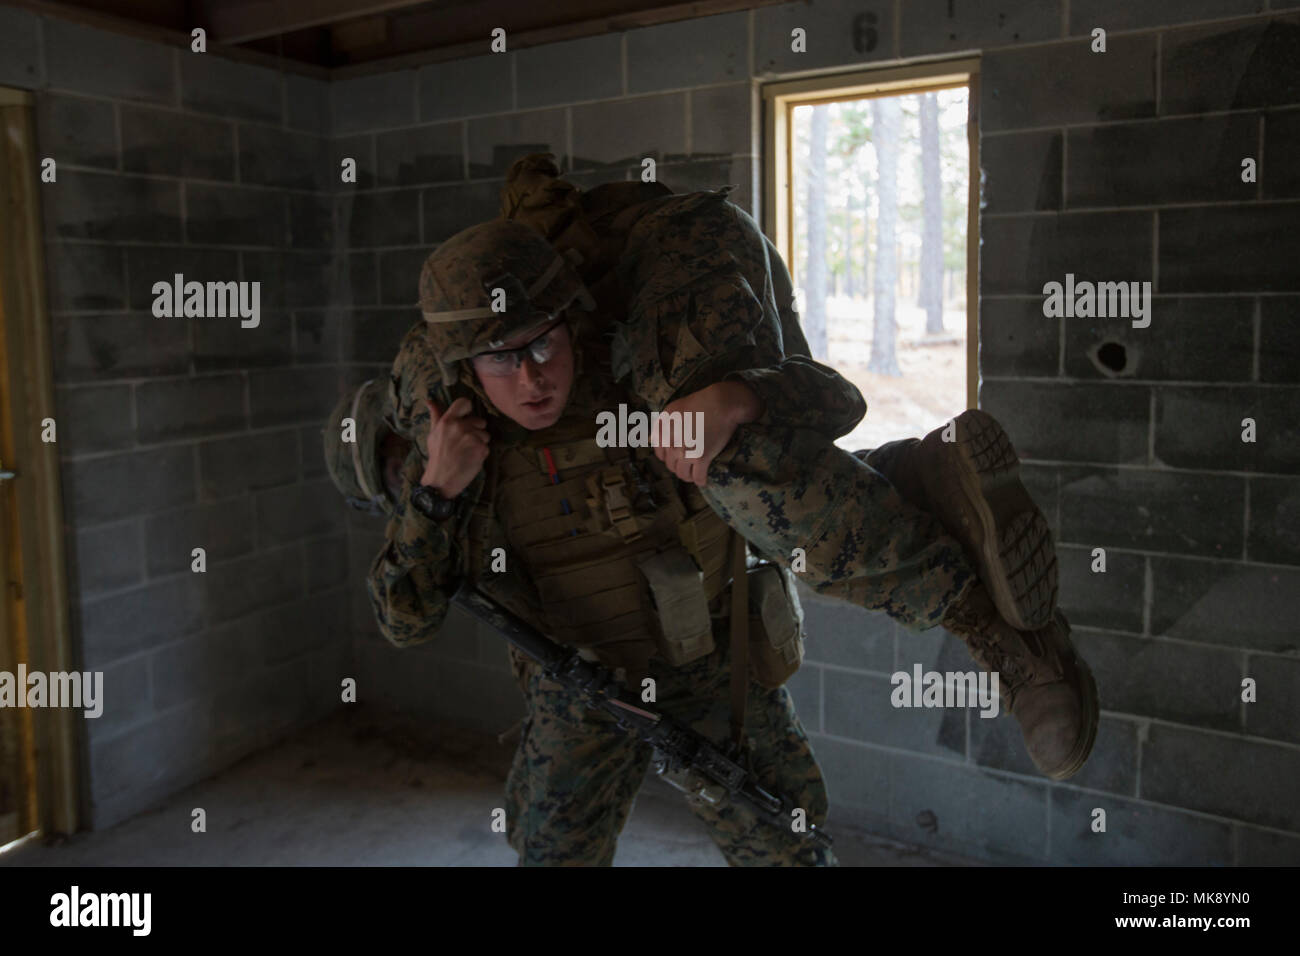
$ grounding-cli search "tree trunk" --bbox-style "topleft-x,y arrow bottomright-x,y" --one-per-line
919,91 -> 944,334
803,105 -> 830,358
869,97 -> 902,376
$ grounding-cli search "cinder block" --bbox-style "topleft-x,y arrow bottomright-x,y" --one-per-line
36,93 -> 118,170
656,157 -> 753,211
418,54 -> 512,122
800,593 -> 895,671
754,0 -> 895,75
180,52 -> 281,123
70,520 -> 144,596
1155,385 -> 1300,474
208,659 -> 312,762
198,429 -> 299,498
1142,722 -> 1300,831
1265,109 -> 1300,199
306,536 -> 349,593
376,121 -> 464,187
332,134 -> 376,190
79,575 -> 206,668
332,71 -> 416,135
63,445 -> 195,527
1082,627 -> 1242,731
1162,16 -> 1300,116
250,589 -> 351,666
150,627 -> 263,710
378,248 -> 429,307
1048,786 -> 1232,865
205,546 -> 304,623
0,5 -> 41,87
422,180 -> 505,243
238,125 -> 329,191
981,131 -> 1062,214
294,311 -> 341,364
890,755 -> 1049,859
121,106 -> 235,180
286,73 -> 329,134
1066,115 -> 1258,208
971,710 -> 1139,797
192,313 -> 293,371
900,0 -> 1061,57
571,94 -> 686,170
89,700 -> 211,811
248,367 -> 340,428
341,189 -> 420,248
807,733 -> 890,813
253,479 -> 346,546
83,655 -> 152,745
54,384 -> 134,454
135,375 -> 246,443
1057,544 -> 1144,632
347,309 -> 416,363
124,245 -> 240,310
980,36 -> 1157,132
627,13 -> 747,93
824,668 -> 966,758
186,183 -> 289,247
1160,204 -> 1300,293
1062,296 -> 1254,382
287,195 -> 334,250
980,211 -> 1152,297
348,251 -> 379,306
1247,475 -> 1300,564
1058,465 -> 1245,558
466,108 -> 567,178
981,380 -> 1149,464
1244,652 -> 1300,744
1237,825 -> 1300,865
1151,556 -> 1300,653
517,33 -> 622,107
242,251 -> 336,310
783,663 -> 820,733
44,242 -> 126,312
1070,0 -> 1264,33
979,298 -> 1060,378
53,313 -> 189,383
45,18 -> 174,105
1260,297 -> 1300,383
144,498 -> 255,577
690,84 -> 751,159
44,170 -> 181,242
300,423 -> 330,479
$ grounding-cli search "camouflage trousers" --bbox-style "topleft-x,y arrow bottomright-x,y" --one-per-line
503,618 -> 836,867
703,428 -> 978,632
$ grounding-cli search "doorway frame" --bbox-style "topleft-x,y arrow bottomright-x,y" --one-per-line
0,85 -> 82,842
760,56 -> 982,411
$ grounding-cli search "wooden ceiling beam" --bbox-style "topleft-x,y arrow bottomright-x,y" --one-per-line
201,0 -> 442,44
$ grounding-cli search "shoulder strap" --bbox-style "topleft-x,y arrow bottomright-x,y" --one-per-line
728,529 -> 750,750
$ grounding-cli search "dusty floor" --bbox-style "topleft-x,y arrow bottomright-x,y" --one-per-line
2,706 -> 978,867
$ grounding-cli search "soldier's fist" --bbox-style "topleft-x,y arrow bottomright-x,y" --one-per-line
420,397 -> 490,497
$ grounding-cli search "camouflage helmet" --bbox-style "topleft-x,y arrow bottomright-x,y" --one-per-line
323,378 -> 397,515
417,217 -> 595,414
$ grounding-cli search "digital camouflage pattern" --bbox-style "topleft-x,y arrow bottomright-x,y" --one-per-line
504,623 -> 833,867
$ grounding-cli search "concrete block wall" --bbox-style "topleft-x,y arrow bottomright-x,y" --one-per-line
1,5 -> 353,828
336,0 -> 1300,865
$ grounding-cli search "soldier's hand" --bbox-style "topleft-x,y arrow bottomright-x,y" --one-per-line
420,397 -> 489,496
653,381 -> 761,487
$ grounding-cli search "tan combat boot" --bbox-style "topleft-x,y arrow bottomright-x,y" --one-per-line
942,579 -> 1098,781
887,409 -> 1057,631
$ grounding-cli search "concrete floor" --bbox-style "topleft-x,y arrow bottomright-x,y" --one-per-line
2,706 -> 979,867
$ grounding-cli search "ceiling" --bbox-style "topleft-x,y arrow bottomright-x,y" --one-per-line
22,0 -> 793,75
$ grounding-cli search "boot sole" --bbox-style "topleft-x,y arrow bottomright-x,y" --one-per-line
1043,620 -> 1100,781
924,410 -> 1058,631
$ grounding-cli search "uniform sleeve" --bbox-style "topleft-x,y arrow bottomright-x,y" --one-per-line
365,448 -> 467,648
614,193 -> 866,440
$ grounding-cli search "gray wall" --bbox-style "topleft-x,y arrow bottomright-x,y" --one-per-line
3,0 -> 1297,863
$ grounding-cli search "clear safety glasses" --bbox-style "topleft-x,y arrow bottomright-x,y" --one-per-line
470,319 -> 568,377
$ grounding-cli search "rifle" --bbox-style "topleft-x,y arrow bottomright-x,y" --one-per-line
451,583 -> 833,851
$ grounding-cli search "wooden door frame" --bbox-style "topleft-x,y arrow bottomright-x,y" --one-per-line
0,85 -> 81,840
760,56 -> 982,412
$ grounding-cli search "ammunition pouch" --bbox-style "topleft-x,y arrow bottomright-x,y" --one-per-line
744,562 -> 805,689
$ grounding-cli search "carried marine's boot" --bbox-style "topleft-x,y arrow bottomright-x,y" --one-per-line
941,579 -> 1098,781
886,409 -> 1057,631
